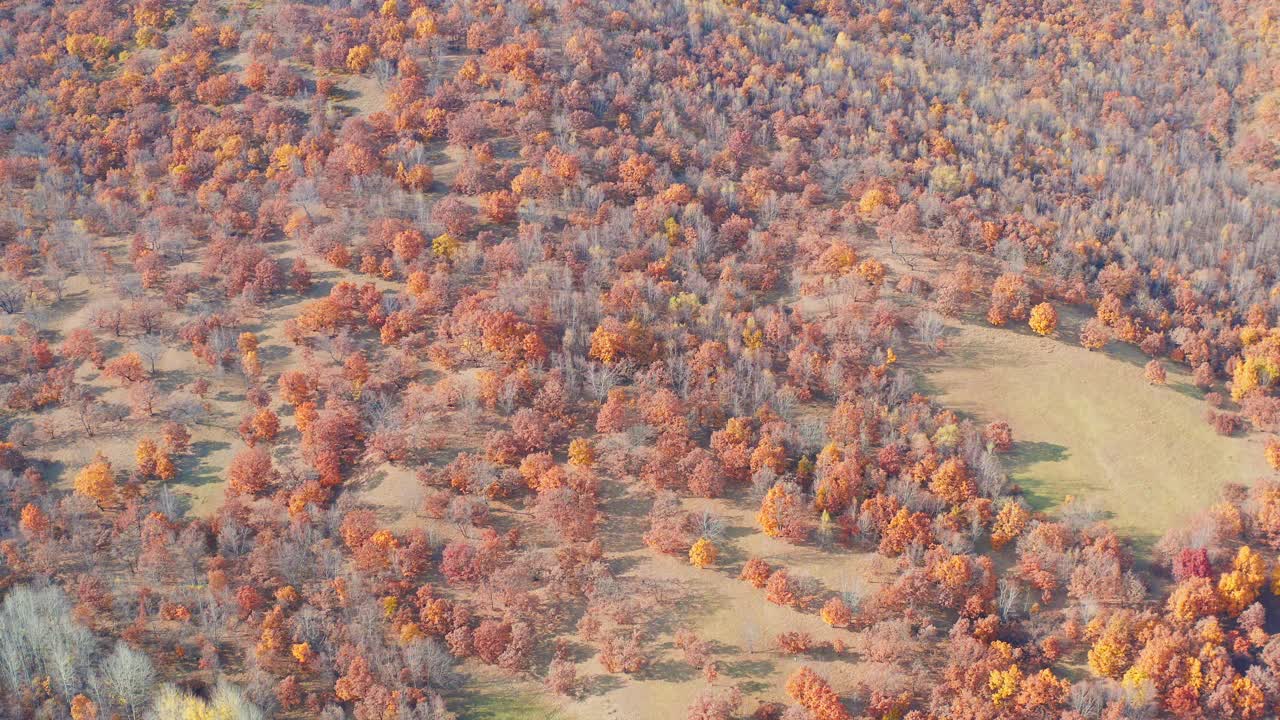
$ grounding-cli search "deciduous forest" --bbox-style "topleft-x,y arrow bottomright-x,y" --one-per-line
1,0 -> 1280,718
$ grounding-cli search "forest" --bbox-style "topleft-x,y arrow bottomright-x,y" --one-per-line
1,0 -> 1280,718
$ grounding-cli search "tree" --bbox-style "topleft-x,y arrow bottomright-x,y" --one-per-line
989,664 -> 1022,705
474,620 -> 512,664
151,682 -> 263,720
765,570 -> 802,608
740,558 -> 771,588
987,274 -> 1031,326
1080,319 -> 1110,351
929,457 -> 976,504
686,687 -> 742,720
70,695 -> 97,720
984,421 -> 1014,453
1087,614 -> 1133,678
278,370 -> 317,406
276,675 -> 301,711
568,438 -> 594,466
335,655 -> 376,702
776,631 -> 813,654
546,658 -> 577,697
785,666 -> 851,720
1028,302 -> 1058,336
1168,576 -> 1221,623
19,503 -> 49,539
227,447 -> 275,497
240,408 -> 280,446
758,481 -> 808,542
1173,547 -> 1212,581
1016,669 -> 1070,715
102,353 -> 147,384
102,642 -> 155,720
689,538 -> 718,568
1144,359 -> 1168,385
820,596 -> 853,628
991,501 -> 1030,549
74,453 -> 116,506
346,45 -> 374,73
1219,545 -> 1267,615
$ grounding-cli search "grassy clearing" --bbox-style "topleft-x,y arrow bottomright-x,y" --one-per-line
557,487 -> 896,720
910,310 -> 1273,549
455,674 -> 565,720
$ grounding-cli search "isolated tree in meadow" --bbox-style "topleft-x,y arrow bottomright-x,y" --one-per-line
546,658 -> 577,697
765,570 -> 802,608
1028,302 -> 1058,336
820,596 -> 854,628
686,687 -> 741,720
102,353 -> 147,384
1193,363 -> 1216,390
1144,359 -> 1168,385
162,422 -> 191,455
984,421 -> 1014,453
688,538 -> 718,568
740,558 -> 772,588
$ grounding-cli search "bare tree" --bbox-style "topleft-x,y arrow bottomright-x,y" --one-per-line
914,310 -> 944,349
0,281 -> 25,314
101,642 -> 155,720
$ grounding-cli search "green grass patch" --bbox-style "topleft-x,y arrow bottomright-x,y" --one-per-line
455,686 -> 563,720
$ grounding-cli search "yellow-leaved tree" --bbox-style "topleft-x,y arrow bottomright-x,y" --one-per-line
151,681 -> 263,719
689,537 -> 718,569
1218,545 -> 1266,615
74,453 -> 116,506
1029,302 -> 1058,336
1087,613 -> 1134,679
989,664 -> 1022,705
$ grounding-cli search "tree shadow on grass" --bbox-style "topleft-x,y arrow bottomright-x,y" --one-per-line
721,656 -> 774,680
1008,440 -> 1069,468
639,659 -> 689,683
580,673 -> 626,698
186,440 -> 230,487
1165,381 -> 1204,402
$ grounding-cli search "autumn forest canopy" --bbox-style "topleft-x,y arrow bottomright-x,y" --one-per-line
4,0 -> 1280,718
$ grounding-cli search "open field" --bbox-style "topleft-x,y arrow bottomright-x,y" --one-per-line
910,309 -> 1274,549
